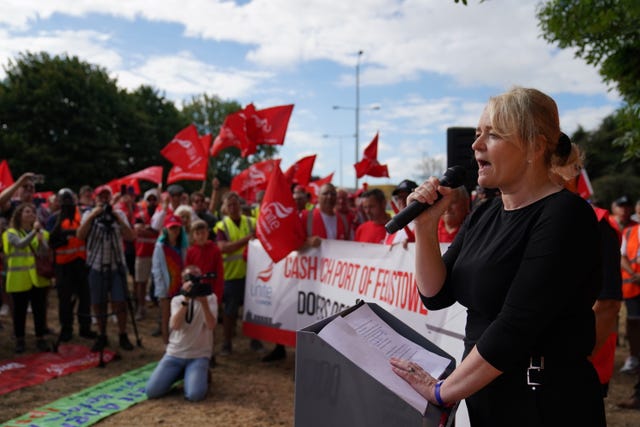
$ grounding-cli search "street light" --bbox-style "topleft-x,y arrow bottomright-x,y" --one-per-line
322,133 -> 355,187
332,50 -> 382,189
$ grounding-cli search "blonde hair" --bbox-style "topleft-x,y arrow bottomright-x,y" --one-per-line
487,86 -> 582,177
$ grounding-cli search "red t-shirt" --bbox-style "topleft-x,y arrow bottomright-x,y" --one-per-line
354,221 -> 386,244
186,241 -> 225,302
437,218 -> 460,243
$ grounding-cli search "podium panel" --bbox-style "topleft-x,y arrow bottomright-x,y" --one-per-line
294,302 -> 456,427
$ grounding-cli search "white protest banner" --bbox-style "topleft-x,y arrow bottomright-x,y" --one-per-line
243,239 -> 466,361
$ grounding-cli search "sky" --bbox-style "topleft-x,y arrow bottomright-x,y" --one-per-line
0,0 -> 621,190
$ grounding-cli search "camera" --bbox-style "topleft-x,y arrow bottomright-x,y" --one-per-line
181,273 -> 216,298
33,174 -> 45,184
97,203 -> 115,226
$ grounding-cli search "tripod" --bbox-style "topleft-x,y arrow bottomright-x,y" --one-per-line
86,214 -> 142,367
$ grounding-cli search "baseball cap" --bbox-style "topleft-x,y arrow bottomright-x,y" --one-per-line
144,188 -> 159,201
614,195 -> 633,207
94,185 -> 113,196
164,214 -> 183,228
392,179 -> 418,196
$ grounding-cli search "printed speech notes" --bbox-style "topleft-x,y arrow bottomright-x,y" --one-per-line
317,304 -> 450,413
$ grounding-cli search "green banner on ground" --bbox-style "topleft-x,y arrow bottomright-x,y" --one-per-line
1,362 -> 157,427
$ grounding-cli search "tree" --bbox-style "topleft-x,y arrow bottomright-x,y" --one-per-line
181,94 -> 278,191
537,0 -> 640,156
415,154 -> 445,182
0,52 -> 185,191
571,114 -> 640,207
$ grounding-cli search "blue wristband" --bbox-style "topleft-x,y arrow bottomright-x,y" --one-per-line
434,380 -> 446,407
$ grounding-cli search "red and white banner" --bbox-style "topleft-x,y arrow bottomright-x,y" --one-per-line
243,239 -> 466,362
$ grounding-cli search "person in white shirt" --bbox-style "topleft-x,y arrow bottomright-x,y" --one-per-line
145,265 -> 218,402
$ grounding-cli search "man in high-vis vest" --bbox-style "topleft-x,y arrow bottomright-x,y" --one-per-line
214,191 -> 260,356
49,189 -> 96,342
619,223 -> 640,409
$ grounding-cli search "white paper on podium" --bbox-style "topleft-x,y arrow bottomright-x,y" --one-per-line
317,304 -> 451,413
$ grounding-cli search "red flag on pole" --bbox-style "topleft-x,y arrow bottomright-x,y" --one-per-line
230,159 -> 282,203
161,124 -> 208,171
0,160 -> 14,191
167,160 -> 208,184
123,166 -> 163,185
284,155 -> 316,187
210,111 -> 252,157
211,104 -> 294,158
257,166 -> 306,263
354,132 -> 389,178
576,168 -> 594,200
247,104 -> 294,146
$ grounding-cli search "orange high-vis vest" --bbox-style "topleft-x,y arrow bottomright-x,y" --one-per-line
621,224 -> 640,299
55,208 -> 86,265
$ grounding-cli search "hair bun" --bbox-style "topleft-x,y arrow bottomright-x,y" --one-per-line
557,132 -> 571,157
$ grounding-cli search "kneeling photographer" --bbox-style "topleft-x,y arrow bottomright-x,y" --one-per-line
145,265 -> 218,402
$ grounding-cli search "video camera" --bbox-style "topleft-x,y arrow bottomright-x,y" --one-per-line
181,272 -> 217,298
97,203 -> 115,226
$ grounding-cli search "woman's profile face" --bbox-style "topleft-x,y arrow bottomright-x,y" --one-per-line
472,109 -> 528,192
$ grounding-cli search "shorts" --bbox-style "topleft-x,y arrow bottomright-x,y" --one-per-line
625,294 -> 640,319
134,257 -> 152,283
222,278 -> 246,317
88,267 -> 128,305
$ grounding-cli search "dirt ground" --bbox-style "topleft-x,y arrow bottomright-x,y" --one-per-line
1,292 -> 640,426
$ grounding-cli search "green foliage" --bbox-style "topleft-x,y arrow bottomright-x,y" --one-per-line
537,0 -> 640,156
571,114 -> 640,207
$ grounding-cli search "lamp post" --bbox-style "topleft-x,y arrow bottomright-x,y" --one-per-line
333,50 -> 385,189
322,133 -> 355,188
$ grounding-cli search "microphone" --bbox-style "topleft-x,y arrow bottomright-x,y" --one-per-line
384,166 -> 467,234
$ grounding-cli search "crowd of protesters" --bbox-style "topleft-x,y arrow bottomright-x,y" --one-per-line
1,169 -> 640,410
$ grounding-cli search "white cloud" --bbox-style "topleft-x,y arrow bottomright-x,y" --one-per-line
114,52 -> 272,101
1,0 -> 614,97
0,29 -> 122,79
561,105 -> 619,134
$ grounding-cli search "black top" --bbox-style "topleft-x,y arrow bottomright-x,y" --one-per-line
422,189 -> 605,425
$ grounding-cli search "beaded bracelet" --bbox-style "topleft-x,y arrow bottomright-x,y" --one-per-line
434,380 -> 446,407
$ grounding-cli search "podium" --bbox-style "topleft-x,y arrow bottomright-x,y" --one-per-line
294,302 -> 457,427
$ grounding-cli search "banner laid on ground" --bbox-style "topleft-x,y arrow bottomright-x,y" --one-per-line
0,344 -> 117,396
243,240 -> 467,362
0,362 -> 156,427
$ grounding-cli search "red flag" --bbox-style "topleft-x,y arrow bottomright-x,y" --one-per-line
167,160 -> 208,184
211,104 -> 293,158
161,124 -> 207,171
210,111 -> 252,157
576,168 -> 594,200
0,160 -> 14,191
231,159 -> 282,203
354,132 -> 389,178
123,166 -> 163,185
257,167 -> 306,263
247,104 -> 294,146
284,155 -> 316,187
307,173 -> 334,203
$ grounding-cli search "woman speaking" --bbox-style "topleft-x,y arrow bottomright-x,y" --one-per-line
391,87 -> 605,426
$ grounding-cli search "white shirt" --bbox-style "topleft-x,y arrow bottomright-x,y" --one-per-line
167,294 -> 218,359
